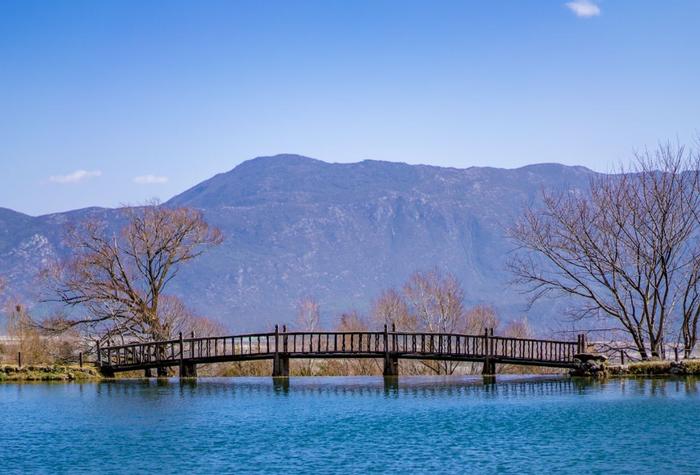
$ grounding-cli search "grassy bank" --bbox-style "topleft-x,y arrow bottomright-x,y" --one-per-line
608,359 -> 700,377
0,364 -> 102,382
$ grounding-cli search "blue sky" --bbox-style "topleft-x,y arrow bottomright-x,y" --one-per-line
1,0 -> 699,215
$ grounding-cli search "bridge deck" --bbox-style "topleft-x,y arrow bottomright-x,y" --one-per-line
97,328 -> 585,375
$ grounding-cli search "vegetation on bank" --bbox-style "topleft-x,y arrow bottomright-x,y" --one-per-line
0,364 -> 101,382
609,359 -> 700,377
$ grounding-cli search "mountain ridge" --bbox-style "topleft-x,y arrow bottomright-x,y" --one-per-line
0,155 -> 595,331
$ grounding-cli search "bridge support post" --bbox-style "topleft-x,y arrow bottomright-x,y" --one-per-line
178,331 -> 198,378
99,367 -> 115,378
383,324 -> 399,376
272,324 -> 290,378
383,355 -> 399,376
482,328 -> 496,376
179,332 -> 185,376
481,359 -> 496,375
155,341 -> 169,378
180,362 -> 197,378
273,354 -> 289,377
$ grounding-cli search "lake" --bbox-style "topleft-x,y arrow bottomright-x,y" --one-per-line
1,376 -> 698,474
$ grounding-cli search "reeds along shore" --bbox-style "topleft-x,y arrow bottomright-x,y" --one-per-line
117,358 -> 700,378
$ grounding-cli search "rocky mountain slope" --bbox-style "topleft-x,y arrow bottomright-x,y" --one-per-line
0,155 -> 593,331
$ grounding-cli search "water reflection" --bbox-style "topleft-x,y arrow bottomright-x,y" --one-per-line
79,375 -> 700,402
570,376 -> 605,394
619,376 -> 699,397
273,378 -> 289,394
383,376 -> 399,396
86,375 -> 593,401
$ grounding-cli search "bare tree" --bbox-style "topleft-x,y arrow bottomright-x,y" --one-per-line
338,310 -> 367,332
465,305 -> 500,334
371,288 -> 414,330
509,142 -> 700,359
158,295 -> 227,338
44,203 -> 223,346
295,296 -> 321,375
5,302 -> 48,365
403,268 -> 467,374
296,297 -> 320,332
503,317 -> 533,339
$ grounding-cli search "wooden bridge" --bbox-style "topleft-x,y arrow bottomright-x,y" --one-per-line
96,325 -> 589,378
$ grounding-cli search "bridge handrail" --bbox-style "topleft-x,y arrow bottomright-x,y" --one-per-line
100,338 -> 180,350
100,332 -> 278,352
99,330 -> 578,353
489,335 -> 579,345
176,332 -> 277,342
274,330 -> 381,337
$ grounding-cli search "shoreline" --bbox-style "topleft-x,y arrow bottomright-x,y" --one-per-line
3,359 -> 700,383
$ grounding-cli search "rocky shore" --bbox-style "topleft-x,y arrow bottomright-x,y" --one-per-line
570,355 -> 700,378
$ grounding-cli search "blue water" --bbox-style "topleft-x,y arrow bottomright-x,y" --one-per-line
1,376 -> 699,474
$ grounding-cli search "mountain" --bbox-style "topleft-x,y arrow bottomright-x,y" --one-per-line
0,155 -> 594,331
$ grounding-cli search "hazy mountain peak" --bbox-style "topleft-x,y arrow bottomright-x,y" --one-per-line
517,162 -> 593,174
238,153 -> 328,169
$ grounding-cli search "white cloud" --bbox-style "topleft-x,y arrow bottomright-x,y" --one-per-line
565,0 -> 601,18
133,174 -> 169,185
48,169 -> 102,184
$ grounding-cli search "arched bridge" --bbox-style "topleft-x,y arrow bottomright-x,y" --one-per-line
96,326 -> 590,378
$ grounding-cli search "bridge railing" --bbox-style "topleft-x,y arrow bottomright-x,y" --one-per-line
390,332 -> 486,357
98,332 -> 277,368
282,331 -> 384,354
188,332 -> 276,359
387,332 -> 577,362
277,331 -> 489,356
98,338 -> 182,368
490,336 -> 578,362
